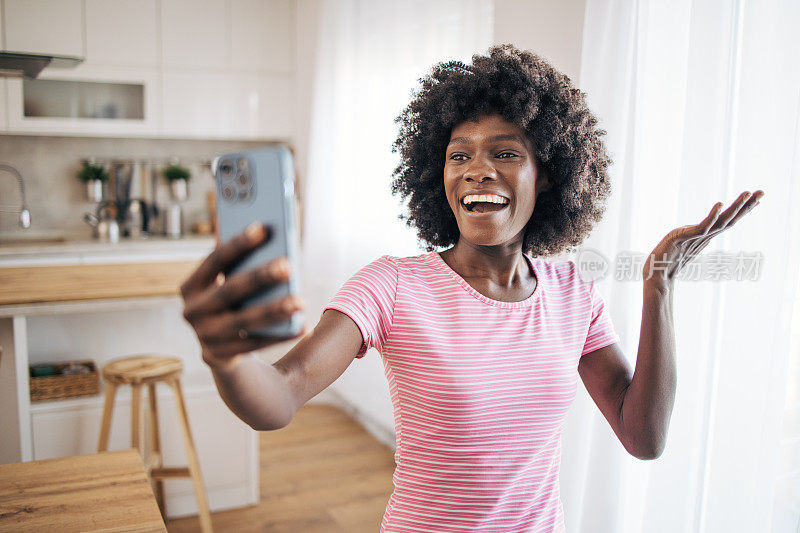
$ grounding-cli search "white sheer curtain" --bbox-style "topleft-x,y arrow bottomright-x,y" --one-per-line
562,0 -> 800,532
300,0 -> 494,434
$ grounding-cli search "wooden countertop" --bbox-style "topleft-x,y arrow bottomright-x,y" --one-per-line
0,449 -> 166,532
0,260 -> 201,305
0,236 -> 214,306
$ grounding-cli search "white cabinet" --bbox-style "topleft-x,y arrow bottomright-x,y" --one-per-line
231,0 -> 293,73
31,396 -> 134,460
0,0 -> 295,140
159,0 -> 294,139
84,0 -> 159,67
2,0 -> 84,57
161,0 -> 228,70
6,64 -> 160,136
162,70 -> 291,140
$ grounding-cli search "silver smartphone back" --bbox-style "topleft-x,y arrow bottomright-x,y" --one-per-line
213,146 -> 303,337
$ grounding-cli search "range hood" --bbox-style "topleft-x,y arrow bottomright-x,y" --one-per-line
0,51 -> 83,79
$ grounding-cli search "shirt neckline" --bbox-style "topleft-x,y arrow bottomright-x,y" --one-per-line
429,250 -> 543,309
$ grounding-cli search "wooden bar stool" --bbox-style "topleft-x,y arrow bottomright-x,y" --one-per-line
97,355 -> 213,533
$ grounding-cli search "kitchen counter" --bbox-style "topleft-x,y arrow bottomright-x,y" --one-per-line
0,232 -> 260,519
0,234 -> 215,266
0,234 -> 215,307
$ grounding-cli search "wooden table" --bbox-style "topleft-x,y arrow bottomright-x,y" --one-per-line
0,450 -> 166,532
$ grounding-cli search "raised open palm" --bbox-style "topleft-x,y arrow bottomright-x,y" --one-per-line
643,190 -> 764,283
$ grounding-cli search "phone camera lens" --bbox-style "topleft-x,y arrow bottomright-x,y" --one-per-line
238,189 -> 251,200
222,185 -> 235,200
219,160 -> 235,179
237,172 -> 251,186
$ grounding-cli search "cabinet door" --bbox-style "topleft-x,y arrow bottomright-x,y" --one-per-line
161,70 -> 292,139
229,72 -> 292,139
230,0 -> 293,73
6,64 -> 160,136
161,0 -> 228,70
85,0 -> 159,68
31,396 -> 133,460
3,0 -> 84,57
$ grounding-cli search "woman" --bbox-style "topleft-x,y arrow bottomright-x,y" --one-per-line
180,45 -> 763,532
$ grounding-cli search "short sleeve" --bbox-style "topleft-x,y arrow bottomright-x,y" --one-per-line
322,255 -> 398,358
581,279 -> 621,356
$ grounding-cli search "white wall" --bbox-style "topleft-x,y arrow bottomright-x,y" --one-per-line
493,0 -> 587,85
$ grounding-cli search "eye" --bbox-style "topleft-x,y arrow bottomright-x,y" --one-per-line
496,151 -> 518,159
449,153 -> 469,161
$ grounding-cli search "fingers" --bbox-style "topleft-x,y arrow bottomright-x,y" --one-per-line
677,190 -> 764,266
723,189 -> 763,229
682,190 -> 763,242
706,190 -> 763,235
193,294 -> 304,344
184,256 -> 291,319
180,222 -> 270,298
699,202 -> 724,235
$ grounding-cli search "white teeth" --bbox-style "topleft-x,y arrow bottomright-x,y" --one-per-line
462,194 -> 509,205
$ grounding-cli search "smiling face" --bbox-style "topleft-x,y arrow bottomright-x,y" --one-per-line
444,113 -> 549,250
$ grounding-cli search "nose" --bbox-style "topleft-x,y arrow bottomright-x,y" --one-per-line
463,155 -> 497,183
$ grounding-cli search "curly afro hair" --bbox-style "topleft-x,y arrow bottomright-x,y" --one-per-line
391,43 -> 613,258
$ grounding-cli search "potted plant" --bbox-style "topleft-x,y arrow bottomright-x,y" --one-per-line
77,159 -> 109,202
163,163 -> 191,202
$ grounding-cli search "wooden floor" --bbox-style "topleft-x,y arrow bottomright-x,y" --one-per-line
166,404 -> 395,532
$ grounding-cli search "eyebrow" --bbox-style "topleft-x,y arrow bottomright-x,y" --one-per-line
447,134 -> 526,146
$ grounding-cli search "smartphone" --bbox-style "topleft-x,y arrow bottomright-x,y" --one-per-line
212,146 -> 303,338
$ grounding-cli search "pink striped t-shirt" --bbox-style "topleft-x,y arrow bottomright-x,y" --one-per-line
323,251 -> 620,532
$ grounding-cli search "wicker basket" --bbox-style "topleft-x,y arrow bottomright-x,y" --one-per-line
30,360 -> 100,402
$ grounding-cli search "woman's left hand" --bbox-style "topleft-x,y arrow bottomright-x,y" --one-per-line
643,190 -> 764,285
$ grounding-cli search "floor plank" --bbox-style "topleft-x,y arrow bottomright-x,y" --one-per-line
166,404 -> 394,532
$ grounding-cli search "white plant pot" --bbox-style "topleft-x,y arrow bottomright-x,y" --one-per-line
86,180 -> 104,202
169,179 -> 188,202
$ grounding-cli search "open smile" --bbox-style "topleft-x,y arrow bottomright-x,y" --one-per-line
460,193 -> 510,216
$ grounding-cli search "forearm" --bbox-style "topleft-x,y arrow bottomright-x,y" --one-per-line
622,280 -> 678,459
207,352 -> 297,431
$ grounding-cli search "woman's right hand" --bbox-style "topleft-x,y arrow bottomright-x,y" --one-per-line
179,222 -> 305,371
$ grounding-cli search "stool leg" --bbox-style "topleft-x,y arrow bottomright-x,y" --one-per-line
97,381 -> 117,452
169,378 -> 213,533
148,383 -> 165,515
131,383 -> 142,452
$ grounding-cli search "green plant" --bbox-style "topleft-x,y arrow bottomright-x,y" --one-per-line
76,160 -> 109,182
162,164 -> 191,182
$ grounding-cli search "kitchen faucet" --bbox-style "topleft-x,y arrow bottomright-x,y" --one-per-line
0,163 -> 31,228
